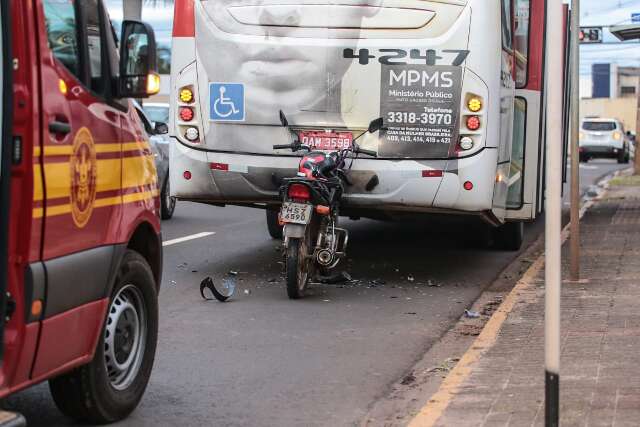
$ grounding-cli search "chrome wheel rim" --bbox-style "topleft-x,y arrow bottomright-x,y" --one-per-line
104,284 -> 147,391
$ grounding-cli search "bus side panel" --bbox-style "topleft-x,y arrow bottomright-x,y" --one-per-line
506,0 -> 547,221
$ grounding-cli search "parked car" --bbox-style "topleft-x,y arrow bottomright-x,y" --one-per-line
0,0 -> 162,424
579,118 -> 631,164
135,102 -> 176,219
142,102 -> 170,126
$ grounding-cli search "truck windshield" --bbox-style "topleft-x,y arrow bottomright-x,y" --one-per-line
582,121 -> 616,131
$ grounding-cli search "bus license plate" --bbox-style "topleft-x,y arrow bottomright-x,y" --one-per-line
298,131 -> 353,152
280,202 -> 313,225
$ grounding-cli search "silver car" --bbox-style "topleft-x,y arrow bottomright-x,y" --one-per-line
133,102 -> 176,219
579,118 -> 631,164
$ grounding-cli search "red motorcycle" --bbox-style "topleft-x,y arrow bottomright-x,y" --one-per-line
273,111 -> 382,299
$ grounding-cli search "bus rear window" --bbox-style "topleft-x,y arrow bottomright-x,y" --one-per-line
582,122 -> 616,131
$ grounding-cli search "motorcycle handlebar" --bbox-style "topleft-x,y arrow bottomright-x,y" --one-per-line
356,148 -> 378,157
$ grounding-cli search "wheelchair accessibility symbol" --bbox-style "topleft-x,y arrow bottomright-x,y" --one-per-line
210,83 -> 245,121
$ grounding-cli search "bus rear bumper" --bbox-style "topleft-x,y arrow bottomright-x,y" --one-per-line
170,140 -> 498,213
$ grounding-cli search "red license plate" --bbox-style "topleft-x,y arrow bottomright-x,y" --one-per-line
298,131 -> 353,151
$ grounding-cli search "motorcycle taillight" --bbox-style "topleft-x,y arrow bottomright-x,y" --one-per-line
288,183 -> 311,201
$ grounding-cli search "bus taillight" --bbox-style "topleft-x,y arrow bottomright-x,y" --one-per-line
458,136 -> 474,151
466,116 -> 481,131
180,107 -> 194,122
180,88 -> 194,103
467,97 -> 483,112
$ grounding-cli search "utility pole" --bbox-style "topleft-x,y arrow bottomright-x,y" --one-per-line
545,0 -> 564,425
569,0 -> 580,281
636,76 -> 640,175
123,0 -> 143,20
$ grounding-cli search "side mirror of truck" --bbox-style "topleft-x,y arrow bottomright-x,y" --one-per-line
118,20 -> 160,98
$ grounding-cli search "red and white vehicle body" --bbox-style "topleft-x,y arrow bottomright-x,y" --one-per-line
1,0 -> 162,423
169,0 -> 566,227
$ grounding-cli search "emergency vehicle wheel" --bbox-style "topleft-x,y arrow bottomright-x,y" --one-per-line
160,176 -> 176,219
49,250 -> 158,424
266,209 -> 283,239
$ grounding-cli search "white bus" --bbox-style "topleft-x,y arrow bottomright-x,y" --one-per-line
169,0 -> 568,250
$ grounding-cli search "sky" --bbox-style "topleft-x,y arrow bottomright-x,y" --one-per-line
580,0 -> 640,76
103,0 -> 640,78
105,0 -> 174,47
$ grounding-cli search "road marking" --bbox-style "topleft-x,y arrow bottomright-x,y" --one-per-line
163,232 -> 216,247
407,170 -> 624,427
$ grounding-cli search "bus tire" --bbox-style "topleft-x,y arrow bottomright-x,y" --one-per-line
618,148 -> 628,164
494,222 -> 524,251
49,250 -> 158,424
266,209 -> 283,239
160,175 -> 176,220
579,153 -> 587,163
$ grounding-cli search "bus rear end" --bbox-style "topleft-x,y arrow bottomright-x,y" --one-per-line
170,0 -> 512,219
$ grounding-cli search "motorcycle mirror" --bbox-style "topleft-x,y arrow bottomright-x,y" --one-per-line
368,117 -> 384,134
279,110 -> 289,128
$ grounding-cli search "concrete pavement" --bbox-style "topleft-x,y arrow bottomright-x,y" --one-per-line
407,171 -> 640,426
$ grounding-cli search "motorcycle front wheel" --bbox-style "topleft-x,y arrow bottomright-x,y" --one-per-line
286,237 -> 312,299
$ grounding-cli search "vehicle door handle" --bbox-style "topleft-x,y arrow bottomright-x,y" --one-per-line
49,121 -> 71,135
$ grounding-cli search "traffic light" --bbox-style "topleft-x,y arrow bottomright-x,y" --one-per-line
579,27 -> 603,44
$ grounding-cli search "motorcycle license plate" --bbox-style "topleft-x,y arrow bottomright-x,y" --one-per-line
298,131 -> 353,152
280,202 -> 313,225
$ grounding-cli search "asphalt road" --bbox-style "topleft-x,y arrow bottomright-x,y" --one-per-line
3,160 -> 628,427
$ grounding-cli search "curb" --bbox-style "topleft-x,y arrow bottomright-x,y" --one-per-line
406,168 -> 628,427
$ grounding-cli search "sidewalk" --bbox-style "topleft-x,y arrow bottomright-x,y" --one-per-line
412,173 -> 640,426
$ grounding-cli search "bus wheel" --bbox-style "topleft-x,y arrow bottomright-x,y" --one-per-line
579,153 -> 587,163
266,209 -> 283,239
618,149 -> 628,164
494,222 -> 524,251
160,176 -> 176,220
49,250 -> 158,424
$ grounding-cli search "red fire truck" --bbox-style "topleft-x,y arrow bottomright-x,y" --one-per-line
0,0 -> 163,424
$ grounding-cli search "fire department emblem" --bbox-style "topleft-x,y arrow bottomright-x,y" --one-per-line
70,127 -> 97,228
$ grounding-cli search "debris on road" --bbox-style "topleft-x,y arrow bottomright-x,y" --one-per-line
427,280 -> 441,287
407,275 -> 415,282
228,270 -> 239,276
244,289 -> 251,295
427,357 -> 460,374
464,309 -> 481,319
400,372 -> 416,385
200,276 -> 236,302
318,271 -> 352,284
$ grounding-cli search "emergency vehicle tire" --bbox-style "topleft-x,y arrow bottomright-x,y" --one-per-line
160,176 -> 176,219
49,250 -> 158,424
266,209 -> 283,239
494,221 -> 524,251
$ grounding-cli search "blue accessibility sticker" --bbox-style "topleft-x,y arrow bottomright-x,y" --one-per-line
210,83 -> 245,121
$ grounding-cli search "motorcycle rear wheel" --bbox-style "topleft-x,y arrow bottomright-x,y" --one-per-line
286,238 -> 310,299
